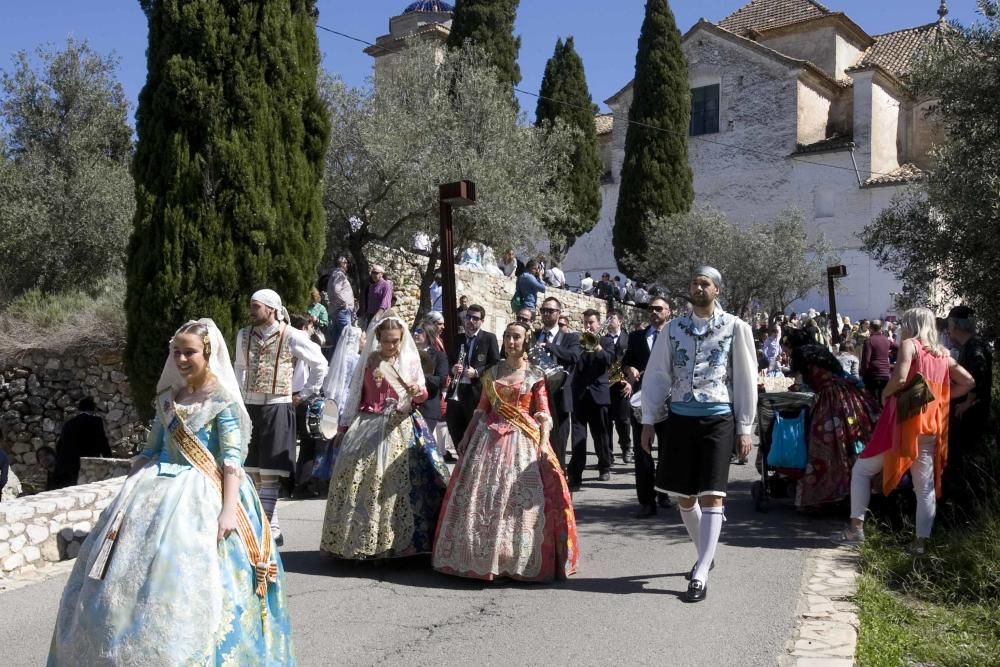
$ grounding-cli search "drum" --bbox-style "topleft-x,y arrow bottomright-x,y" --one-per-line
319,398 -> 340,439
305,396 -> 326,439
629,390 -> 643,422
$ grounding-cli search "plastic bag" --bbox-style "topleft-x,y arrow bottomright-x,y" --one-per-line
767,408 -> 808,470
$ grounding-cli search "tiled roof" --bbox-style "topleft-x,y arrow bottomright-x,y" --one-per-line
863,162 -> 927,187
851,22 -> 945,78
718,0 -> 831,36
794,134 -> 854,154
594,113 -> 613,136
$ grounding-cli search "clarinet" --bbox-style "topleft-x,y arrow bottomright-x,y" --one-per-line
447,343 -> 466,402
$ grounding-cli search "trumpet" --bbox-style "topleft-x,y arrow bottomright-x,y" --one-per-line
580,316 -> 612,352
447,343 -> 466,402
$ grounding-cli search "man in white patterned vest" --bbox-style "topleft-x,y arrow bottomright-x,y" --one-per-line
235,289 -> 327,545
640,267 -> 757,603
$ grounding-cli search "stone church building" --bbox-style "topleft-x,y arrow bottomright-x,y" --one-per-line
369,0 -> 948,319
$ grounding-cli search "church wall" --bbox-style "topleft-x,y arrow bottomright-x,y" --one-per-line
759,25 -> 839,77
797,79 -> 833,145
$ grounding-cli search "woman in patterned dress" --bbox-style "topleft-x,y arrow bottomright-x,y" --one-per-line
433,321 -> 579,581
320,312 -> 449,560
782,328 -> 877,509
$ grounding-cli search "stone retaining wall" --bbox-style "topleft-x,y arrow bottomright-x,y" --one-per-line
0,350 -> 148,493
0,477 -> 124,579
78,457 -> 132,485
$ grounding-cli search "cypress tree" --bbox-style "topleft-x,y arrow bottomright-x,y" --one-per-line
613,0 -> 693,276
446,0 -> 522,89
535,37 -> 602,260
126,0 -> 330,415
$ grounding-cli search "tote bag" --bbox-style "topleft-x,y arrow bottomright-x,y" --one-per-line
767,408 -> 808,470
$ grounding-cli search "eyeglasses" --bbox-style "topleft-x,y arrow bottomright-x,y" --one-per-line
540,307 -> 560,314
516,316 -> 533,323
465,314 -> 482,321
650,306 -> 668,313
413,328 -> 424,334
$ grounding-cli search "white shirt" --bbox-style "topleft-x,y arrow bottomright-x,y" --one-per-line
640,308 -> 757,435
429,281 -> 443,312
580,276 -> 594,294
235,322 -> 328,405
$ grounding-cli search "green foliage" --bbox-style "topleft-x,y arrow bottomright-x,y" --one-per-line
446,0 -> 521,92
613,0 -> 693,276
126,0 -> 330,415
534,37 -> 602,262
321,43 -> 573,293
0,39 -> 134,300
862,2 -> 1000,331
633,208 -> 837,317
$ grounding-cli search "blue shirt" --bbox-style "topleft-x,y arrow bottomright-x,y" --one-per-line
516,273 -> 546,310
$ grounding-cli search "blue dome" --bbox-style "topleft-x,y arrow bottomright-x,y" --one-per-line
403,1 -> 454,13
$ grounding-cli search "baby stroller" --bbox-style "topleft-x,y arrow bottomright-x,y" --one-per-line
752,391 -> 815,512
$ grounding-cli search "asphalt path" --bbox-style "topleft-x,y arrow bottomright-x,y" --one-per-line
1,444 -> 837,666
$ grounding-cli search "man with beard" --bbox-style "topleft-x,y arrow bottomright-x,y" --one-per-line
641,268 -> 757,602
235,289 -> 328,545
534,297 -> 581,471
622,296 -> 674,517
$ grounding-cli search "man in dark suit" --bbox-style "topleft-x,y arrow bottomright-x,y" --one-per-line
534,296 -> 581,469
621,296 -> 674,517
447,304 -> 501,448
602,309 -> 632,464
53,396 -> 111,488
568,309 -> 613,489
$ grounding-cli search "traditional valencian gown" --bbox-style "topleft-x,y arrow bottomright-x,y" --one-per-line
320,356 -> 449,559
433,366 -> 579,581
48,388 -> 294,666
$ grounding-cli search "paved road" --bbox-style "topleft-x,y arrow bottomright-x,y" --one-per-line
2,449 -> 836,666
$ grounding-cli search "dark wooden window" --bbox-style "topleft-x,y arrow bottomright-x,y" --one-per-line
690,84 -> 720,136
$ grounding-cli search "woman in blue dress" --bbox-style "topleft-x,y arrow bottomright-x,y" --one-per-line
48,319 -> 294,666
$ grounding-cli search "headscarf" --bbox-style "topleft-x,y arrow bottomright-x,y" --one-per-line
155,318 -> 252,458
250,289 -> 290,323
694,266 -> 723,290
323,325 -> 362,414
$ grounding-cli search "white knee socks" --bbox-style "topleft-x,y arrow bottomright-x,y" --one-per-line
692,506 -> 724,583
679,504 -> 703,560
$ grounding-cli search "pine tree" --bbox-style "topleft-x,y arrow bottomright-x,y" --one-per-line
446,0 -> 521,90
126,0 -> 330,415
535,37 -> 602,261
613,0 -> 693,276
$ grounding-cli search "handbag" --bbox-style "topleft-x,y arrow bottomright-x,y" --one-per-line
894,372 -> 935,424
767,408 -> 808,470
510,292 -> 523,312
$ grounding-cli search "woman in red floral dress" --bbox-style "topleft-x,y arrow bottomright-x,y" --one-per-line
433,321 -> 578,581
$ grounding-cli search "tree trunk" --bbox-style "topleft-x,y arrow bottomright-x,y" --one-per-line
414,240 -> 441,329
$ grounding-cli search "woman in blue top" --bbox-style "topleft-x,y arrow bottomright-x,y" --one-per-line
515,259 -> 547,311
48,319 -> 294,666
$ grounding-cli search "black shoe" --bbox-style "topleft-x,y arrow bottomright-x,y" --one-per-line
684,559 -> 715,581
598,470 -> 611,481
273,532 -> 284,547
634,503 -> 657,518
622,451 -> 634,464
685,579 -> 707,602
567,478 -> 582,492
657,495 -> 676,509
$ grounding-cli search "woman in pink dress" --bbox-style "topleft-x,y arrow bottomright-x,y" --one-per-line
433,321 -> 579,582
320,312 -> 449,560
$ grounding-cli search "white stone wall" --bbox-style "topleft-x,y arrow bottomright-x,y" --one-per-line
565,26 -> 908,320
0,477 -> 123,578
797,80 -> 833,145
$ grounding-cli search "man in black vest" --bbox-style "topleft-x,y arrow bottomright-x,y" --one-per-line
568,309 -> 614,490
602,309 -> 632,464
447,304 -> 501,447
534,296 -> 580,470
621,296 -> 674,517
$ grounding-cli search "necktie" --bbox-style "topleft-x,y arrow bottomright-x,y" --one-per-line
651,329 -> 659,348
541,331 -> 549,344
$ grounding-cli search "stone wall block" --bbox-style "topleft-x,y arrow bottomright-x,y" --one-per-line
22,545 -> 41,563
25,524 -> 48,545
9,534 -> 26,553
3,552 -> 25,571
67,509 -> 93,522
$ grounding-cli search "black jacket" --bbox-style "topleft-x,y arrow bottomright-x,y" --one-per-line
418,348 -> 449,423
54,412 -> 111,488
621,326 -> 662,392
602,332 -> 629,398
573,347 -> 612,405
450,329 -> 501,393
534,328 -> 580,417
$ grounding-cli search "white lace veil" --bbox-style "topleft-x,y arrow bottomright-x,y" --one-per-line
155,318 -> 253,456
323,325 -> 362,410
339,311 -> 426,428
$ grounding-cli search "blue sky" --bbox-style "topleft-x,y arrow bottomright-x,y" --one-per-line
0,1 -> 985,122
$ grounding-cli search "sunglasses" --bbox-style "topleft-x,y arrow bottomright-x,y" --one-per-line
465,314 -> 482,321
413,328 -> 424,334
540,307 -> 560,314
650,306 -> 668,313
516,316 -> 533,323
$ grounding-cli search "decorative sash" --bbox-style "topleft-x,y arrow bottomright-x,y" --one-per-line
160,397 -> 278,605
483,373 -> 541,448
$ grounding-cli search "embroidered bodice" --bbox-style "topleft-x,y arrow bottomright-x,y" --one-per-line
476,369 -> 549,444
358,361 -> 428,414
141,391 -> 244,472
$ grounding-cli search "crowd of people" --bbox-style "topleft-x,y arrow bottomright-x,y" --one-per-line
40,250 -> 995,661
